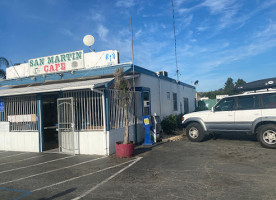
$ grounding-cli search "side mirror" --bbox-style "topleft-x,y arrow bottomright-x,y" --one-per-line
211,107 -> 214,112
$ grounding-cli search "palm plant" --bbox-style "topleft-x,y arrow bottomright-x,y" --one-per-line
0,69 -> 6,79
114,68 -> 133,144
0,57 -> 8,79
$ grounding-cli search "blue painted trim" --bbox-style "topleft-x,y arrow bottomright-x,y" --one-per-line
104,84 -> 110,131
106,79 -> 115,87
0,187 -> 31,200
133,65 -> 195,89
58,92 -> 63,128
59,91 -> 63,98
135,87 -> 150,92
141,92 -> 144,116
0,63 -> 194,90
135,87 -> 151,116
149,90 -> 152,116
0,64 -> 132,87
36,94 -> 43,152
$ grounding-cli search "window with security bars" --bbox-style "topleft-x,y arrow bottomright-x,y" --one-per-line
0,95 -> 38,131
108,89 -> 136,129
63,89 -> 104,131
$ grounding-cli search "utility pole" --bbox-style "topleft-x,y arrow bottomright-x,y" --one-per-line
130,18 -> 135,92
130,17 -> 137,143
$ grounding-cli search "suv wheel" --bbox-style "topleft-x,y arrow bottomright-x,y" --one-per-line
186,123 -> 205,142
257,124 -> 276,149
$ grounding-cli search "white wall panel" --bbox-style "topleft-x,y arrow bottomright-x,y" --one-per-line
0,131 -> 39,152
78,131 -> 107,155
135,74 -> 196,119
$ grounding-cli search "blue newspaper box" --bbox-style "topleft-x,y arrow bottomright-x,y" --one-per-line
142,115 -> 153,145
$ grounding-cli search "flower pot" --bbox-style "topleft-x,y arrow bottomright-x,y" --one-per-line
115,141 -> 135,158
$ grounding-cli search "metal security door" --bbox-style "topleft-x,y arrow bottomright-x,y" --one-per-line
57,97 -> 77,155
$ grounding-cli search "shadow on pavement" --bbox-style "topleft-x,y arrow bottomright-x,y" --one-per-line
133,142 -> 165,156
38,188 -> 76,200
206,132 -> 258,142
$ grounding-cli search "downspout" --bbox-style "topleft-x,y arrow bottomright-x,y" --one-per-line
37,94 -> 43,152
158,75 -> 162,117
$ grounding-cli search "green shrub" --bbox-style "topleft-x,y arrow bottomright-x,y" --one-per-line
161,114 -> 178,134
176,114 -> 184,129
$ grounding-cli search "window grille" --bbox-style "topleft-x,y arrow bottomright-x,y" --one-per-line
0,95 -> 38,132
109,89 -> 135,129
63,90 -> 104,131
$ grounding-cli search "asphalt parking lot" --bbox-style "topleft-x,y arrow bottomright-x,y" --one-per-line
0,132 -> 275,200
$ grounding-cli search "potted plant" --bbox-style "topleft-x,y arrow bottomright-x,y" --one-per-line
114,68 -> 135,158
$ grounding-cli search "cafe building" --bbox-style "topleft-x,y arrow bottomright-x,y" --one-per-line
0,50 -> 196,155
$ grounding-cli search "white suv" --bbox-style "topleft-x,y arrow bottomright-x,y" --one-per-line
182,90 -> 276,149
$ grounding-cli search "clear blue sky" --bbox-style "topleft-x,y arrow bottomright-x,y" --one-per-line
0,0 -> 275,91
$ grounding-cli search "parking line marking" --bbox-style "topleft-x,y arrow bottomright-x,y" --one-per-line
0,152 -> 29,160
0,155 -> 74,174
0,187 -> 31,200
0,156 -> 107,185
72,157 -> 142,200
0,155 -> 48,166
31,157 -> 142,192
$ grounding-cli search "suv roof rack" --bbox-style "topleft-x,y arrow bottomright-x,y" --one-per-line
243,88 -> 276,94
236,77 -> 276,92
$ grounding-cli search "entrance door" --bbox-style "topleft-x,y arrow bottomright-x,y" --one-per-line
57,97 -> 78,155
42,94 -> 59,151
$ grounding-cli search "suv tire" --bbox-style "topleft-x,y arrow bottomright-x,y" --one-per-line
257,124 -> 276,149
186,123 -> 205,142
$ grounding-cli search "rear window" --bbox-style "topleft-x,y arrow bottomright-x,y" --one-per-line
263,93 -> 276,108
237,95 -> 259,110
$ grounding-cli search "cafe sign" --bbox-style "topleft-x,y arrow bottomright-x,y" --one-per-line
29,50 -> 84,76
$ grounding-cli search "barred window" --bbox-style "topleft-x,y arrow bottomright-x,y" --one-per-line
0,95 -> 38,132
109,89 -> 136,129
63,90 -> 104,131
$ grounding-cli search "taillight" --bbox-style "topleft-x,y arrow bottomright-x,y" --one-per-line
181,116 -> 184,122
